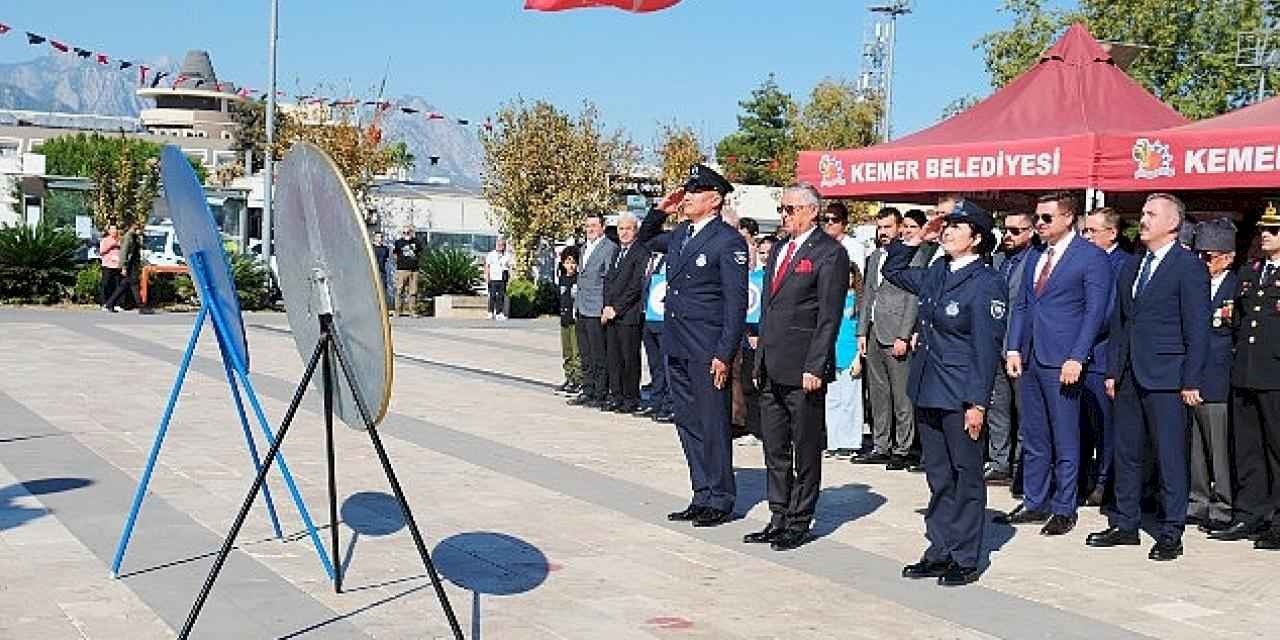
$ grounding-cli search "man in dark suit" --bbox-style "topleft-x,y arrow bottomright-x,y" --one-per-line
1088,192 -> 1210,561
986,211 -> 1034,486
603,212 -> 650,414
855,208 -> 918,467
1079,207 -> 1138,506
746,183 -> 849,551
1186,218 -> 1238,531
639,164 -> 749,528
1211,205 -> 1280,548
1000,192 -> 1111,536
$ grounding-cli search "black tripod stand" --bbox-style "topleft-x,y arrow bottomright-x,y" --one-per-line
179,313 -> 464,639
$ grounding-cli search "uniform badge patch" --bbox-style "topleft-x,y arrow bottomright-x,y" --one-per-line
733,250 -> 747,265
990,300 -> 1006,320
696,253 -> 707,267
945,301 -> 960,317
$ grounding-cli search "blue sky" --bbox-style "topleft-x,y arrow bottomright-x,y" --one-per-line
0,1 -> 1031,148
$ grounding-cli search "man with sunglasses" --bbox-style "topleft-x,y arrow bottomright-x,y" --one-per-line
1078,207 -> 1138,508
1186,218 -> 1239,534
985,211 -> 1035,487
1212,205 -> 1280,549
640,163 -> 748,528
1000,192 -> 1111,537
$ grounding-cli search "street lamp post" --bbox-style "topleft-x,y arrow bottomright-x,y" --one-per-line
263,0 -> 279,271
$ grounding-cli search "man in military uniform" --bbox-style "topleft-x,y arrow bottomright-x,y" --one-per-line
639,164 -> 749,528
1211,205 -> 1280,549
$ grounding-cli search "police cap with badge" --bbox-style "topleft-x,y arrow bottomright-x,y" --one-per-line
944,199 -> 997,254
684,163 -> 734,196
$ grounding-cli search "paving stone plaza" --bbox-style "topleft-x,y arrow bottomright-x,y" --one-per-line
0,308 -> 1274,639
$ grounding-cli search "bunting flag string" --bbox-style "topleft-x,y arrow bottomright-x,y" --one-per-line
2,17 -> 494,130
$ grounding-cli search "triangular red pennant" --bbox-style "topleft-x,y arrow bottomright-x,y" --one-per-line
96,54 -> 109,65
49,39 -> 69,53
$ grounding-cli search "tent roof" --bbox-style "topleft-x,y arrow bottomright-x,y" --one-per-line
1173,95 -> 1280,131
883,23 -> 1188,149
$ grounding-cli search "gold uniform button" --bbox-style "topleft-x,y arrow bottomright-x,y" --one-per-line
1252,320 -> 1259,328
1256,306 -> 1262,312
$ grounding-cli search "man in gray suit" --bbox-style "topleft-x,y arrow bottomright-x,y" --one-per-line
985,211 -> 1035,485
569,212 -> 619,408
854,207 -> 917,467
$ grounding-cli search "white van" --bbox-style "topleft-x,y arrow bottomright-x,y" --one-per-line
143,223 -> 183,266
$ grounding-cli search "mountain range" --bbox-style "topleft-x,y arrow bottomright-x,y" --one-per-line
0,54 -> 483,188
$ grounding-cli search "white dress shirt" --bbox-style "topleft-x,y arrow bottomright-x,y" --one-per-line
1210,271 -> 1228,300
949,254 -> 980,272
1132,238 -> 1176,297
776,225 -> 818,279
581,236 -> 601,269
1033,230 -> 1076,282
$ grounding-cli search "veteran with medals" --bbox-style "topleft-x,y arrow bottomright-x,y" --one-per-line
880,201 -> 1008,586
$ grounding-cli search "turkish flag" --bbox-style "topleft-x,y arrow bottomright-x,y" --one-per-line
524,0 -> 681,12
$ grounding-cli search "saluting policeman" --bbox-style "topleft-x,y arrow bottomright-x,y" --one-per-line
881,200 -> 1007,587
639,164 -> 749,527
1211,204 -> 1280,549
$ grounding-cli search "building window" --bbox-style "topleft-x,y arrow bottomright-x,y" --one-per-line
221,131 -> 233,141
214,151 -> 239,166
0,139 -> 21,157
182,149 -> 209,165
27,139 -> 44,152
195,131 -> 208,139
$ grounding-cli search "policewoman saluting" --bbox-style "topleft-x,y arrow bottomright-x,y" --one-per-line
880,200 -> 1007,587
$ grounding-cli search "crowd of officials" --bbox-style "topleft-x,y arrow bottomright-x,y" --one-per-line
552,162 -> 1280,586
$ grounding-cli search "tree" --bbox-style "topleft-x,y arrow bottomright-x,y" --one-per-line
716,74 -> 797,186
280,119 -> 393,201
793,79 -> 882,151
655,122 -> 703,191
35,134 -> 204,230
386,141 -> 416,178
977,1 -> 1280,119
940,94 -> 982,121
230,99 -> 288,171
480,98 -> 635,276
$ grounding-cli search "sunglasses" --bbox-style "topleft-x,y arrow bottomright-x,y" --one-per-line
777,204 -> 811,215
821,216 -> 845,225
1035,213 -> 1057,225
1003,225 -> 1031,235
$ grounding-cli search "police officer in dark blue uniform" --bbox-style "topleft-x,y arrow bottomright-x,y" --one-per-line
880,200 -> 1007,586
639,164 -> 749,527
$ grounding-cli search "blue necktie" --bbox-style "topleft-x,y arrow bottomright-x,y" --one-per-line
680,225 -> 694,254
1135,251 -> 1155,297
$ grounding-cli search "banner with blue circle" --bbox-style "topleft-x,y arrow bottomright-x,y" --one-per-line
746,268 -> 764,324
644,272 -> 667,322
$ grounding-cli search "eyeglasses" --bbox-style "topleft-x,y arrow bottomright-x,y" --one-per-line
777,204 -> 811,215
1035,213 -> 1057,225
1003,225 -> 1031,235
821,216 -> 844,225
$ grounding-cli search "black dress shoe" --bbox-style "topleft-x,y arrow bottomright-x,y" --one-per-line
603,401 -> 623,412
885,456 -> 910,471
994,504 -> 1049,525
1148,539 -> 1183,561
692,508 -> 731,527
743,526 -> 786,544
1253,529 -> 1280,550
901,559 -> 953,579
937,564 -> 980,586
851,451 -> 890,465
1040,514 -> 1077,536
635,405 -> 657,417
667,505 -> 704,521
652,412 -> 675,423
1084,485 -> 1105,507
1197,520 -> 1231,534
908,460 -> 925,473
567,394 -> 591,406
770,529 -> 812,551
1085,526 -> 1140,547
983,469 -> 1012,486
1208,521 -> 1264,541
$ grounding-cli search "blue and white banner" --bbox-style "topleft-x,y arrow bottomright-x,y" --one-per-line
746,269 -> 764,324
644,272 -> 667,322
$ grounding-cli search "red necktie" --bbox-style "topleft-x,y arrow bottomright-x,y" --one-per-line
1034,246 -> 1056,296
771,241 -> 797,295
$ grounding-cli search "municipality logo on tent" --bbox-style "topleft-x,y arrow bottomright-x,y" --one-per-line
818,154 -> 847,188
1132,138 -> 1175,180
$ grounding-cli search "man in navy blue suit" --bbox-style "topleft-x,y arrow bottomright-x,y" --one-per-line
1087,192 -> 1210,561
1078,207 -> 1137,507
639,164 -> 749,528
999,192 -> 1111,536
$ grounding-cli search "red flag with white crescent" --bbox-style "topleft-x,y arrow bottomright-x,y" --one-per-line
524,0 -> 681,12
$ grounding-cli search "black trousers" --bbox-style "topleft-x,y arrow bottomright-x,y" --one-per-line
576,317 -> 608,400
759,379 -> 826,532
739,346 -> 762,438
1109,371 -> 1188,541
1231,388 -> 1280,526
642,323 -> 669,411
488,279 -> 507,315
100,266 -> 121,306
606,321 -> 642,406
918,407 -> 986,568
105,269 -> 142,310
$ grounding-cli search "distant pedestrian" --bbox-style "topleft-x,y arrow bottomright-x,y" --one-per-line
372,231 -> 392,306
486,238 -> 512,320
557,246 -> 582,394
392,225 -> 422,318
105,222 -> 148,314
99,224 -> 122,311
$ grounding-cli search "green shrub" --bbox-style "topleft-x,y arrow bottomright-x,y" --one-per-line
535,279 -> 559,316
147,272 -> 183,306
171,254 -> 270,310
73,263 -> 102,304
506,278 -> 539,318
0,223 -> 80,303
418,247 -> 481,297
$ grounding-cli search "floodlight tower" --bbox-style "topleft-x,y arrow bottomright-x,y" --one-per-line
869,1 -> 912,141
1237,0 -> 1280,102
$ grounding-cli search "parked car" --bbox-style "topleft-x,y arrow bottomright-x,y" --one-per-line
143,223 -> 184,266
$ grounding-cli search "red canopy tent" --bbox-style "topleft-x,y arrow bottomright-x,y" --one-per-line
1096,96 -> 1280,192
797,24 -> 1188,200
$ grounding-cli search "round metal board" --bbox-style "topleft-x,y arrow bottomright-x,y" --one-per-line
159,145 -> 250,369
274,142 -> 393,428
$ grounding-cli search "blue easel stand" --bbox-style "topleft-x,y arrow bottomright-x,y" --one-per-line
111,253 -> 334,580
